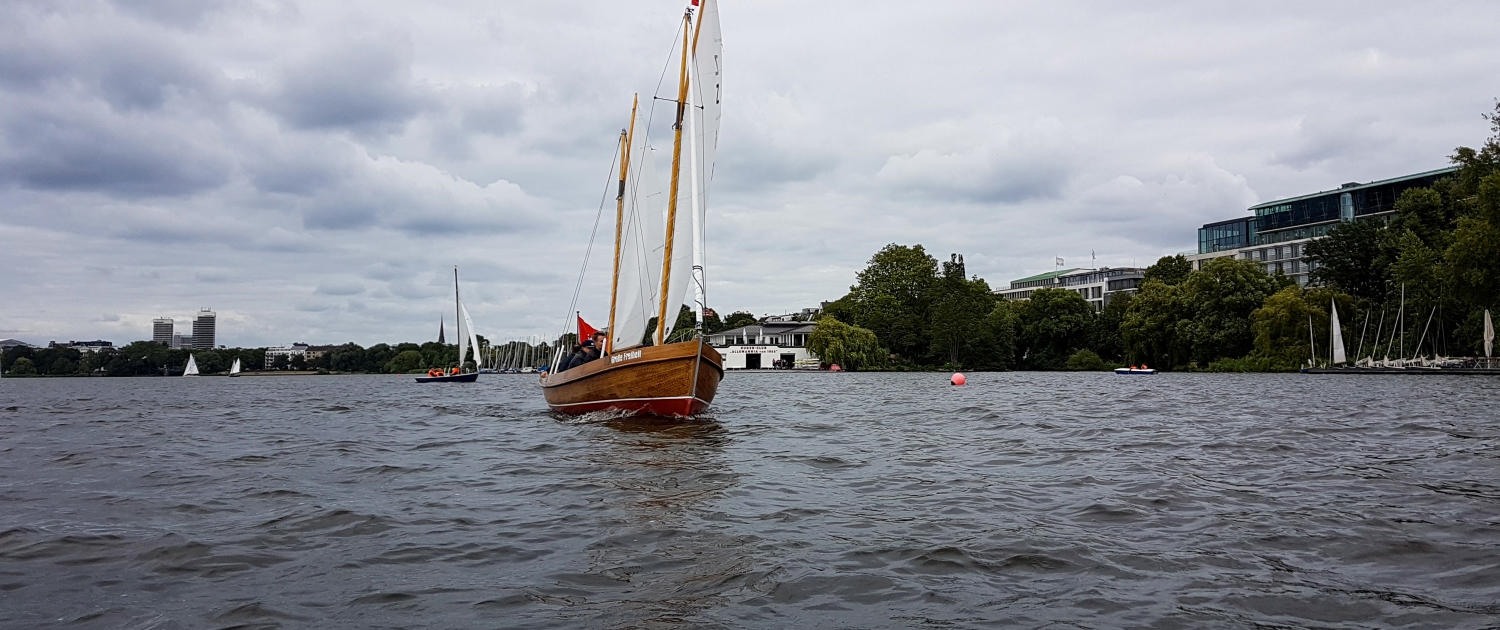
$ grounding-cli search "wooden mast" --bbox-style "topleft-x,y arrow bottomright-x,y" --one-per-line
453,266 -> 461,369
607,95 -> 639,355
655,10 -> 692,346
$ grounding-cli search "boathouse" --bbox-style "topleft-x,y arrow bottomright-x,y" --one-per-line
706,322 -> 820,369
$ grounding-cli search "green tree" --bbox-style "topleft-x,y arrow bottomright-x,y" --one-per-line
1091,291 -> 1132,362
1250,285 -> 1356,368
976,301 -> 1019,370
721,311 -> 758,330
1305,218 -> 1395,302
1119,281 -> 1190,371
833,243 -> 940,363
808,316 -> 887,371
1143,255 -> 1193,285
1176,257 -> 1290,367
10,357 -> 36,375
1065,349 -> 1108,371
927,254 -> 997,368
385,350 -> 427,373
1015,288 -> 1095,370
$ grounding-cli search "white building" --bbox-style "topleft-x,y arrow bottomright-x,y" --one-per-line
706,322 -> 820,369
997,267 -> 1145,311
264,344 -> 309,369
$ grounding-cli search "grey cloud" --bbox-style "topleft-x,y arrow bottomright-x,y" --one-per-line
112,0 -> 231,29
265,36 -> 431,134
316,280 -> 364,296
0,97 -> 232,197
875,124 -> 1078,203
1273,111 -> 1386,170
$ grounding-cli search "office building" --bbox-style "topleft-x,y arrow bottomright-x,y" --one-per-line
171,333 -> 194,350
706,322 -> 820,369
265,344 -> 310,369
997,267 -> 1146,311
1187,167 -> 1456,285
192,309 -> 216,349
153,318 -> 173,345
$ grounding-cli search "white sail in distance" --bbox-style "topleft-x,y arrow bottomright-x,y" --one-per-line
183,354 -> 199,377
230,358 -> 241,375
1486,309 -> 1493,358
1330,299 -> 1346,365
461,301 -> 481,368
612,108 -> 664,351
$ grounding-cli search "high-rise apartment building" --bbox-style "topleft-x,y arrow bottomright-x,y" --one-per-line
153,318 -> 173,345
192,309 -> 216,349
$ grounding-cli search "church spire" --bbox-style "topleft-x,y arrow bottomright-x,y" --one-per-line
437,317 -> 446,344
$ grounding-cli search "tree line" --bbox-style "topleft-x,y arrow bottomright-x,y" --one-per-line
812,102 -> 1500,372
1,340 -> 473,377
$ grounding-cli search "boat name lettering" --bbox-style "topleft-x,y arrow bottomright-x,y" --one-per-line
611,350 -> 642,364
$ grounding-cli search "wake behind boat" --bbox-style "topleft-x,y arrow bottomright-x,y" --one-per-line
541,0 -> 723,417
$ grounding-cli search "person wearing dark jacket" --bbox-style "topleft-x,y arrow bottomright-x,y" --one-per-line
561,344 -> 586,372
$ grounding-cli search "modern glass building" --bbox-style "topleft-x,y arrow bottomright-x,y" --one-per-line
192,309 -> 216,350
1189,167 -> 1457,284
152,318 -> 173,345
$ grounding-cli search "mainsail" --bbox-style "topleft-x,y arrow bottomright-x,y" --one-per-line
1330,299 -> 1346,365
183,354 -> 199,377
230,358 -> 241,375
1486,309 -> 1494,358
686,0 -> 722,328
460,301 -> 482,369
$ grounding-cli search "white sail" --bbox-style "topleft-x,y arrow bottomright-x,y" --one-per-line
612,133 -> 665,351
230,358 -> 241,375
1330,299 -> 1346,365
183,354 -> 199,377
460,300 -> 481,368
686,0 -> 722,328
456,302 -> 468,367
1486,309 -> 1493,358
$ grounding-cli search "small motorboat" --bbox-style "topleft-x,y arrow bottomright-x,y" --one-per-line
416,372 -> 479,383
1114,366 -> 1156,375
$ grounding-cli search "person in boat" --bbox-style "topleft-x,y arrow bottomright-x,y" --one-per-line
560,344 -> 586,372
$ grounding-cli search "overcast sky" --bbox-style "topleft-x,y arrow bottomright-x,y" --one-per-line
2,0 -> 1497,348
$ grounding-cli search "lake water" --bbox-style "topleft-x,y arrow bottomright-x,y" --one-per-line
2,372 -> 1500,629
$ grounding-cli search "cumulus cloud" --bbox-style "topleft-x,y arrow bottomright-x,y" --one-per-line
876,121 -> 1078,203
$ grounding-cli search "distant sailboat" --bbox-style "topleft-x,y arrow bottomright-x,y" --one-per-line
1330,299 -> 1346,365
416,266 -> 480,383
183,354 -> 200,377
1485,309 -> 1493,359
229,358 -> 242,377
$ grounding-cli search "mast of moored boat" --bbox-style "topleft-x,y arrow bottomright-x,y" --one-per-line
655,9 -> 693,347
607,96 -> 639,355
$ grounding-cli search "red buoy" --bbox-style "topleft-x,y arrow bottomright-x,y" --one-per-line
951,373 -> 966,386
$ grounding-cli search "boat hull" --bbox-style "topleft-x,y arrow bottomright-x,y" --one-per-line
541,339 -> 723,417
415,373 -> 480,383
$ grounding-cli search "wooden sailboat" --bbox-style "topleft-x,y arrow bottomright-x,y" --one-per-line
542,0 -> 724,416
417,266 -> 481,383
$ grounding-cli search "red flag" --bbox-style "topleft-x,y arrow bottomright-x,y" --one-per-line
577,313 -> 598,344
691,0 -> 699,5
